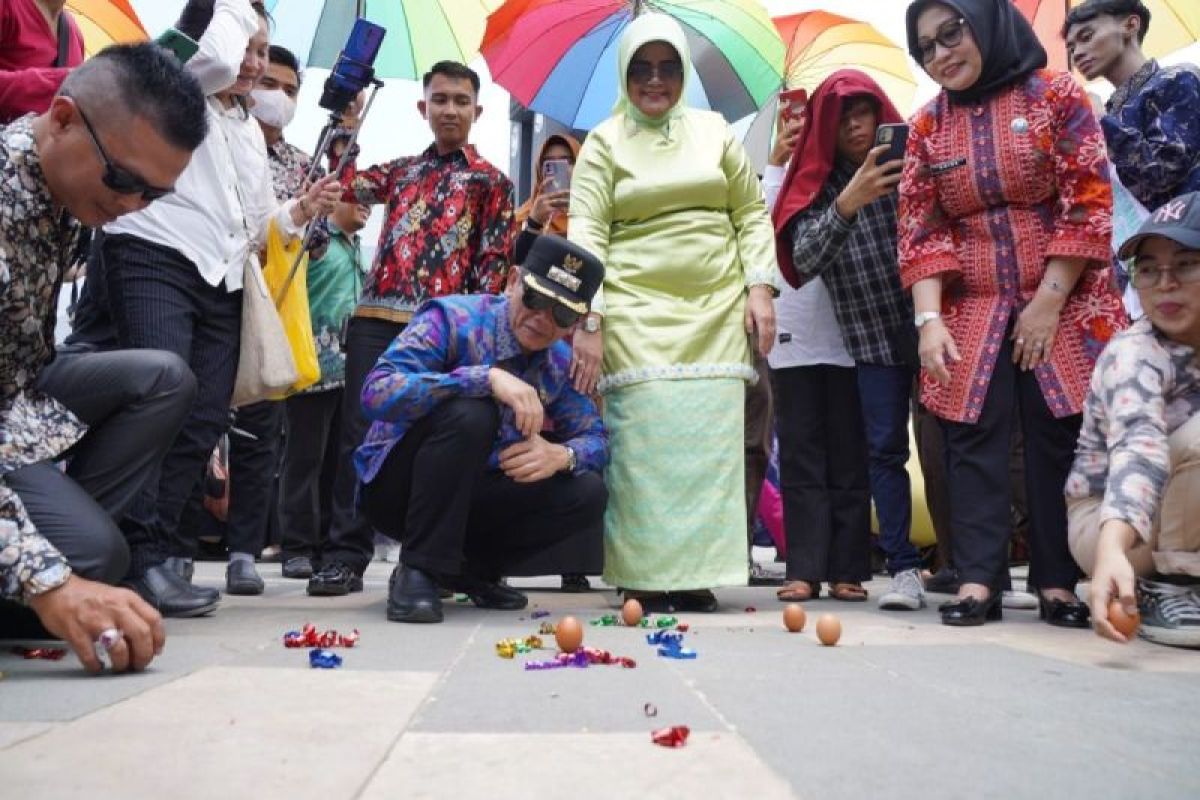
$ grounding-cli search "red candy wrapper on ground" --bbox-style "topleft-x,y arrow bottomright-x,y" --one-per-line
283,624 -> 359,649
651,725 -> 690,748
12,647 -> 67,660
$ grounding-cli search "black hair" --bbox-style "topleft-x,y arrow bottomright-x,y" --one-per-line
177,0 -> 269,41
268,44 -> 301,78
60,42 -> 208,152
422,60 -> 481,95
1063,0 -> 1151,44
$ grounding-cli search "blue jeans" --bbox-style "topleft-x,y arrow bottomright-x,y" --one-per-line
856,364 -> 921,574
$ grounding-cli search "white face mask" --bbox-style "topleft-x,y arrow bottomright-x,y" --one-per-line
250,88 -> 297,129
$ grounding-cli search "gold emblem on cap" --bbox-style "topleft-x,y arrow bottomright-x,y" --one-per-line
562,254 -> 584,274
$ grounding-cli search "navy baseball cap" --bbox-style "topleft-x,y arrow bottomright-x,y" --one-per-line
1119,191 -> 1200,259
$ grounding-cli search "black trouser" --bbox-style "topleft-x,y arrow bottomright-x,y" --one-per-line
362,398 -> 607,580
0,348 -> 195,636
225,400 -> 285,557
279,388 -> 343,561
770,365 -> 872,584
744,354 -> 773,551
70,232 -> 242,571
940,334 -> 1082,592
914,397 -> 954,570
323,316 -> 405,574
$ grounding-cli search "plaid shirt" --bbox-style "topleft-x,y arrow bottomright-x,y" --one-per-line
789,159 -> 914,366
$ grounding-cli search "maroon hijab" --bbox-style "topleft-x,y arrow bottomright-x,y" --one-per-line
771,70 -> 903,288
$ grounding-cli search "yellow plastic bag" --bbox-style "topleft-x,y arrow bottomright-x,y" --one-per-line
262,220 -> 319,395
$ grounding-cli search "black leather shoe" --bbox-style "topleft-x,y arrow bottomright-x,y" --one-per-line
672,589 -> 720,613
226,560 -> 264,596
387,565 -> 443,623
925,569 -> 961,595
939,593 -> 1002,626
164,556 -> 194,583
127,564 -> 220,618
622,590 -> 675,614
561,573 -> 591,593
462,579 -> 528,610
306,561 -> 363,596
281,556 -> 313,579
1039,595 -> 1091,628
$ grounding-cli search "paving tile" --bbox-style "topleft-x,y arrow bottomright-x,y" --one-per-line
0,722 -> 55,749
361,732 -> 796,800
1,666 -> 436,798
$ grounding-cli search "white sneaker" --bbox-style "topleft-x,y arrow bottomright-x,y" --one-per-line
1002,590 -> 1039,610
878,568 -> 926,610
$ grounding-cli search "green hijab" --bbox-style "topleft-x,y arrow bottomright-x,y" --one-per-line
614,13 -> 691,133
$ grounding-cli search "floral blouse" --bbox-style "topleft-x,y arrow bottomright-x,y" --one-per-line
898,70 -> 1127,423
1066,318 -> 1200,541
0,115 -> 87,602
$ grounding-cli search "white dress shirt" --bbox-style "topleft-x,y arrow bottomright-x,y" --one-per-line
762,164 -> 854,370
104,0 -> 302,292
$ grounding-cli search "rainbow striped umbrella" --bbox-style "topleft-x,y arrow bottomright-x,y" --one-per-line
265,0 -> 501,81
482,0 -> 785,130
1016,0 -> 1200,71
66,0 -> 147,56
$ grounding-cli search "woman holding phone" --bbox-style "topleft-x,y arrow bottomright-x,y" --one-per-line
898,0 -> 1127,627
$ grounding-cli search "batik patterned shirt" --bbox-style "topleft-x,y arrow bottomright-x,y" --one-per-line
356,294 -> 607,484
302,222 -> 364,393
1066,318 -> 1200,541
265,134 -> 330,257
1103,60 -> 1200,214
339,144 -> 516,323
0,115 -> 87,601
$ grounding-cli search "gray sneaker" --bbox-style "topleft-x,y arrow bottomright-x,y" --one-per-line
878,568 -> 926,610
1138,578 -> 1200,649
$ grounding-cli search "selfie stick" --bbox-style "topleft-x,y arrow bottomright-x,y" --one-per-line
274,77 -> 384,307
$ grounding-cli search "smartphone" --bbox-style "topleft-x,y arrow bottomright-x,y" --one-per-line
342,18 -> 386,66
874,123 -> 910,165
779,87 -> 808,125
155,27 -> 199,64
542,159 -> 572,193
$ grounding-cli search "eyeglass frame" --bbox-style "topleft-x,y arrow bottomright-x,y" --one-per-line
1130,256 -> 1200,290
915,17 -> 969,65
627,59 -> 685,84
522,286 -> 583,329
67,96 -> 174,201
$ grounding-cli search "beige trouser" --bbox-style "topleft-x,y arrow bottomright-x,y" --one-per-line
1068,411 -> 1200,578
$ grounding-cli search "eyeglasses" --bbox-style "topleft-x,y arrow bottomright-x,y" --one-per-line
916,17 -> 968,65
627,60 -> 684,84
71,99 -> 174,201
523,287 -> 582,328
1131,258 -> 1200,289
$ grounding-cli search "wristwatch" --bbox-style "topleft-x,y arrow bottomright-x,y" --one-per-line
914,311 -> 942,328
562,445 -> 578,473
582,314 -> 602,334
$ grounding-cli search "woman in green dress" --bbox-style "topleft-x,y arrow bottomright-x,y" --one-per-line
568,13 -> 780,612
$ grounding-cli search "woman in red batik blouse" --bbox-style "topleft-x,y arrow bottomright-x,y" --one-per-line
898,0 -> 1127,627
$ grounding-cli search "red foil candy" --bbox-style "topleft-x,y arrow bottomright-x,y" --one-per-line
651,725 -> 690,748
282,624 -> 359,649
12,647 -> 67,660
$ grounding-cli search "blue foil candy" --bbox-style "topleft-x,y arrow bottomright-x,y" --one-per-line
309,649 -> 343,669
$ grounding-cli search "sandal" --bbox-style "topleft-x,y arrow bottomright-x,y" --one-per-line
776,580 -> 819,602
828,582 -> 868,602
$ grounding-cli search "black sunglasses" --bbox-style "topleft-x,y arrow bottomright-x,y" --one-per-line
523,287 -> 583,328
72,99 -> 174,201
627,59 -> 684,84
916,17 -> 968,65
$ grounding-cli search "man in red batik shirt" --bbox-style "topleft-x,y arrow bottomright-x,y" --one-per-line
0,0 -> 85,123
308,59 -> 517,596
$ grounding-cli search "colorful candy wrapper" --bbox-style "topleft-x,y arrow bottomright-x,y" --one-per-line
645,630 -> 682,646
283,624 -> 359,649
12,647 -> 67,661
309,649 -> 343,669
590,614 -> 619,627
651,725 -> 690,748
531,610 -> 550,619
538,622 -> 557,635
523,647 -> 636,671
496,635 -> 546,659
636,615 -> 680,629
676,623 -> 690,632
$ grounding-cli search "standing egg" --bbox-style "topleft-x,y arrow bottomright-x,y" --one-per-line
815,614 -> 841,646
1108,600 -> 1140,639
555,615 -> 584,653
622,598 -> 644,627
782,603 -> 806,633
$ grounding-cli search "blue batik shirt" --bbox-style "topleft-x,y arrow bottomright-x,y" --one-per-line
355,294 -> 608,484
1103,59 -> 1200,213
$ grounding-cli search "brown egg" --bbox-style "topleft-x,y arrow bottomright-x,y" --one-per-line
815,614 -> 841,646
1108,600 -> 1141,639
782,603 -> 806,633
555,615 -> 584,653
621,598 -> 644,627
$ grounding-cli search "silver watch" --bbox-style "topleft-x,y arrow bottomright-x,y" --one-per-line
563,445 -> 578,473
582,314 -> 601,334
914,311 -> 942,328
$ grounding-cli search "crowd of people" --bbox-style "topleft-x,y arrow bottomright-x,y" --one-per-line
1,0 -> 1198,674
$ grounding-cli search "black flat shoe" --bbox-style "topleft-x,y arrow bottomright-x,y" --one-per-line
622,590 -> 674,614
127,564 -> 220,618
1038,595 -> 1091,628
939,593 -> 1002,627
226,560 -> 264,596
164,556 -> 194,583
281,556 -> 313,579
925,569 -> 961,595
306,561 -> 363,596
561,573 -> 591,593
672,589 -> 719,613
462,579 -> 528,610
387,565 -> 443,623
